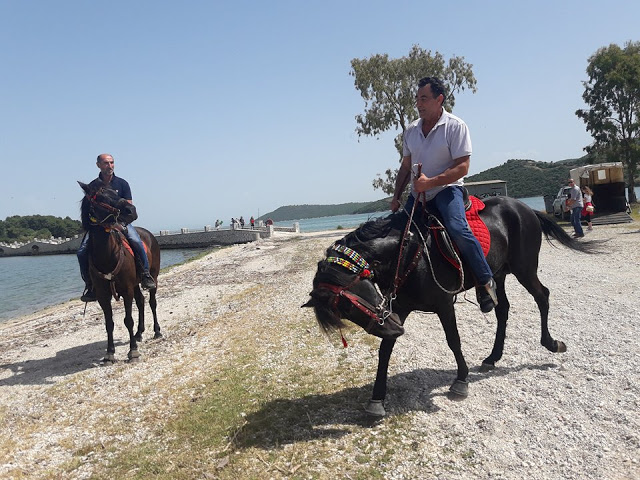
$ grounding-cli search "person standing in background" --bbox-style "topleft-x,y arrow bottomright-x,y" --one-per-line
566,178 -> 584,238
581,185 -> 594,231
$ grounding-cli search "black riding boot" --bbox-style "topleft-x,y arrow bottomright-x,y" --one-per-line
81,284 -> 97,302
141,272 -> 156,290
476,278 -> 498,313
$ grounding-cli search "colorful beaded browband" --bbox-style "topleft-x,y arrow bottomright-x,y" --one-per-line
326,244 -> 373,278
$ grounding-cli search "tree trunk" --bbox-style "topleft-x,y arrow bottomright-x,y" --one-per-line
628,184 -> 637,203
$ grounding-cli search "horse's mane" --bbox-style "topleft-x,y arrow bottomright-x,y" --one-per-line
341,212 -> 406,245
80,196 -> 91,231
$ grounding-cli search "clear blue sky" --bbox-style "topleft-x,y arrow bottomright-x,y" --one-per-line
1,0 -> 638,231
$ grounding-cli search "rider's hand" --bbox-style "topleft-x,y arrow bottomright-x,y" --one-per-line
391,197 -> 401,212
413,173 -> 432,193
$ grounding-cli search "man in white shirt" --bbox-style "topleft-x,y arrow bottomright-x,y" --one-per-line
391,77 -> 497,312
566,178 -> 584,238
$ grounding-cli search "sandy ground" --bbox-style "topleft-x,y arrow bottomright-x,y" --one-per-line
0,222 -> 639,479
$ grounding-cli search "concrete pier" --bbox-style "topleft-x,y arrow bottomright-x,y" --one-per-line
0,223 -> 300,257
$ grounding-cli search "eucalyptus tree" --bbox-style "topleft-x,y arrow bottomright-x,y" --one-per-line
350,44 -> 477,196
576,41 -> 640,202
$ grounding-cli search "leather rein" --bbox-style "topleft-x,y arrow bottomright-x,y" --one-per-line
316,164 -> 465,325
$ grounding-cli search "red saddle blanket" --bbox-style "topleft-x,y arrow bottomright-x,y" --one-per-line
433,195 -> 490,269
467,196 -> 490,256
119,231 -> 150,260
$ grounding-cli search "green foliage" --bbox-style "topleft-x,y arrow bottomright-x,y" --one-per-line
260,200 -> 390,222
466,157 -> 595,198
0,215 -> 83,243
350,45 -> 477,195
576,41 -> 640,202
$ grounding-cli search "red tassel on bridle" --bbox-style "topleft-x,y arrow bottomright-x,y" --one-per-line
340,329 -> 348,348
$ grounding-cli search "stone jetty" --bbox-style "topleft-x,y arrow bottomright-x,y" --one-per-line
0,223 -> 299,257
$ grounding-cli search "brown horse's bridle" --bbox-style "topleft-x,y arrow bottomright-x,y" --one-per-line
88,189 -> 122,226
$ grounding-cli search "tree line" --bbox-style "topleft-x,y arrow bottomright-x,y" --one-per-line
0,215 -> 83,244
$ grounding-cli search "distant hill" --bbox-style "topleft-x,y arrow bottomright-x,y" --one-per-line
466,156 -> 594,198
260,154 -> 617,221
259,200 -> 390,222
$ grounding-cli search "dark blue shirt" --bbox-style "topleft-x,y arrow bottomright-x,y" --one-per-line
88,174 -> 132,201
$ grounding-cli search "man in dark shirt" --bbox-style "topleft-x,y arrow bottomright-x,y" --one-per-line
77,153 -> 156,302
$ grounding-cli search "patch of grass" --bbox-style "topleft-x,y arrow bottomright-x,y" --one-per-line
60,241 -> 414,479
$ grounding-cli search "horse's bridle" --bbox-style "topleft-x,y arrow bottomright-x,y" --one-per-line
316,241 -> 419,331
87,189 -> 123,227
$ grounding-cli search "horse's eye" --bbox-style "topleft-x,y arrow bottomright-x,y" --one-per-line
372,260 -> 381,268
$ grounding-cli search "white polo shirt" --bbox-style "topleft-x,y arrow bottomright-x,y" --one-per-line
402,109 -> 472,201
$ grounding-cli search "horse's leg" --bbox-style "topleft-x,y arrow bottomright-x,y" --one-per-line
123,294 -> 140,362
98,296 -> 116,363
514,272 -> 567,354
149,287 -> 162,339
437,303 -> 469,398
133,286 -> 145,342
365,338 -> 396,417
480,274 -> 510,371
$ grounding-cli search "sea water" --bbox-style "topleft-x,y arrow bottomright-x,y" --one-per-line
291,196 -> 547,233
0,248 -> 210,322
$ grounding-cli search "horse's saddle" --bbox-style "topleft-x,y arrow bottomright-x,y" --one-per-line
420,190 -> 491,265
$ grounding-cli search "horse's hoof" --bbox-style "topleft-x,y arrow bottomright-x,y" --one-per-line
128,350 -> 140,361
555,341 -> 567,353
364,399 -> 386,417
134,334 -> 143,342
479,362 -> 495,373
101,354 -> 116,365
154,332 -> 163,339
449,380 -> 469,398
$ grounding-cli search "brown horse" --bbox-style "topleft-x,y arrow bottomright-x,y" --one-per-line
79,182 -> 162,363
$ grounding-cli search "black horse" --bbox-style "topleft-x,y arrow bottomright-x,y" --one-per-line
304,196 -> 596,416
79,182 -> 162,363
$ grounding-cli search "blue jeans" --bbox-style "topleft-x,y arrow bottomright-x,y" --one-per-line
570,206 -> 584,236
405,187 -> 494,285
77,224 -> 150,286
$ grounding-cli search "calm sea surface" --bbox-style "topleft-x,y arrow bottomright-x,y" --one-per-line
0,248 -> 210,322
2,190 -> 637,323
292,195 -> 547,233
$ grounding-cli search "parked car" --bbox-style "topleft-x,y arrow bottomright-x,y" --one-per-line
552,186 -> 572,220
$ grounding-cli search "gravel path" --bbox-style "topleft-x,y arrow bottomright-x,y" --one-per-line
0,222 -> 638,479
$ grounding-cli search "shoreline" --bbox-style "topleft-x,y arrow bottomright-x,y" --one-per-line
0,229 -> 344,326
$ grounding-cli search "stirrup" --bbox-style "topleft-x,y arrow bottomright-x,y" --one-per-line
81,288 -> 97,302
476,278 -> 498,313
141,273 -> 156,290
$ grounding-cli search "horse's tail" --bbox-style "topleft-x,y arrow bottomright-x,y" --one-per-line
534,211 -> 601,254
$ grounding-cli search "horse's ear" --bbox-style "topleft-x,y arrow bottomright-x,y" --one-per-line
78,181 -> 90,195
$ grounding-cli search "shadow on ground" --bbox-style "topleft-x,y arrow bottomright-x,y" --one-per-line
235,361 -> 559,450
0,340 -> 128,387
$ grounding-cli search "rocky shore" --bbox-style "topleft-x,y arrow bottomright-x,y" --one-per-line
0,223 -> 638,479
